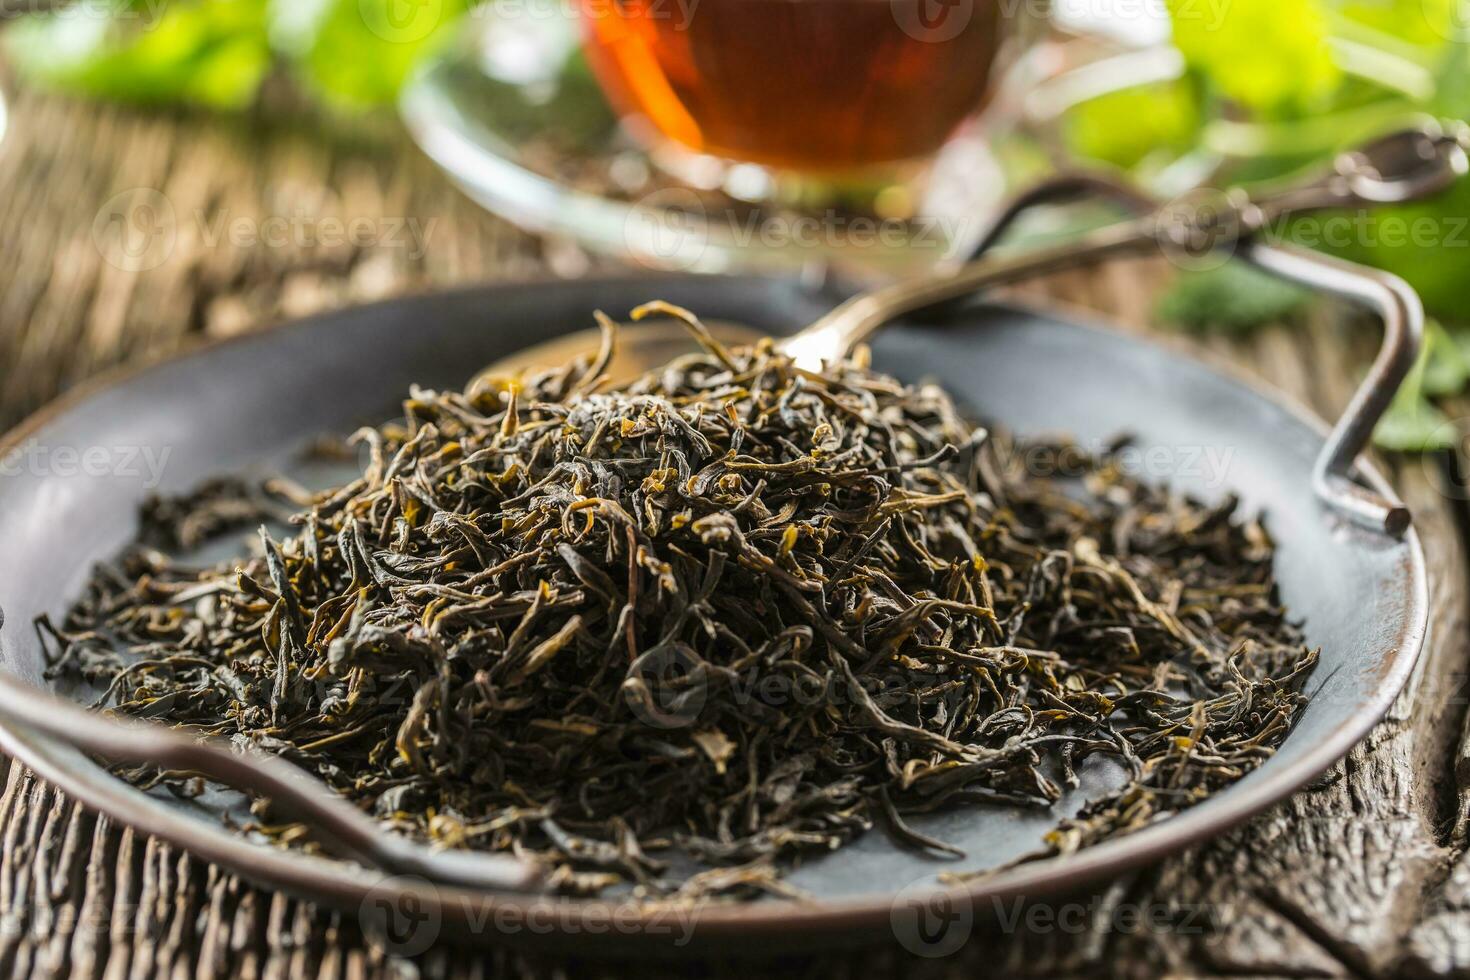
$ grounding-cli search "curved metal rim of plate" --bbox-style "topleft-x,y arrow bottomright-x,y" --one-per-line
0,276 -> 1428,954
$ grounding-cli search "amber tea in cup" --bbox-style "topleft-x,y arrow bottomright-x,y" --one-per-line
578,0 -> 1007,174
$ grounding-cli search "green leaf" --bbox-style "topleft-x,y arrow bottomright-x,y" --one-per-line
1374,394 -> 1456,450
270,0 -> 474,110
1064,82 -> 1201,171
1420,320 -> 1469,396
4,0 -> 475,111
1168,0 -> 1341,116
1448,322 -> 1470,369
1373,328 -> 1461,451
1155,260 -> 1310,333
1339,0 -> 1460,48
1284,177 -> 1470,320
4,0 -> 272,110
1272,46 -> 1470,320
1431,37 -> 1470,117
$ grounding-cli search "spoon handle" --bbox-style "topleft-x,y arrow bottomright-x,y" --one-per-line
780,220 -> 1153,369
0,670 -> 546,892
782,126 -> 1467,371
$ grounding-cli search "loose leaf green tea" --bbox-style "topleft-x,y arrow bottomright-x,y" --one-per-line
39,306 -> 1317,901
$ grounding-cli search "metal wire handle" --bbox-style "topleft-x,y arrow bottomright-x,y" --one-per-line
945,122 -> 1465,536
0,654 -> 546,892
1243,243 -> 1422,535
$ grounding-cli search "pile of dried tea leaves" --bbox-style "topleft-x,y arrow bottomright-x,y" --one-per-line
40,305 -> 1317,901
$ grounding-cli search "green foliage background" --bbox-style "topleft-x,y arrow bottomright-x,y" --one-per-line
4,0 -> 1468,447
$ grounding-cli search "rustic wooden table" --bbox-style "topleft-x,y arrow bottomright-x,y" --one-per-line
1,78 -> 1468,979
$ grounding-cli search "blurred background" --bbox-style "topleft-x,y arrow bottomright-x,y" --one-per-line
0,0 -> 1465,444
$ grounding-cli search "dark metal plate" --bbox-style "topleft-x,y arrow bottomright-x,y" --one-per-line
0,275 -> 1427,953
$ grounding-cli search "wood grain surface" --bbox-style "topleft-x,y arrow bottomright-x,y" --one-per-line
1,75 -> 1467,979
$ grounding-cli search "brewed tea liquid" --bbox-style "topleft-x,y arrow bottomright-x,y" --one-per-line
579,0 -> 1004,172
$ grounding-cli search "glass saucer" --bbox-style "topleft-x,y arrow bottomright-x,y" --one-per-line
399,8 -> 1021,277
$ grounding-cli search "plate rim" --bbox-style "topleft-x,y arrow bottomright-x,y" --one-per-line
0,275 -> 1429,951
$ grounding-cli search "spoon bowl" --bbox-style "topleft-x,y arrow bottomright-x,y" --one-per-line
479,317 -> 766,386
